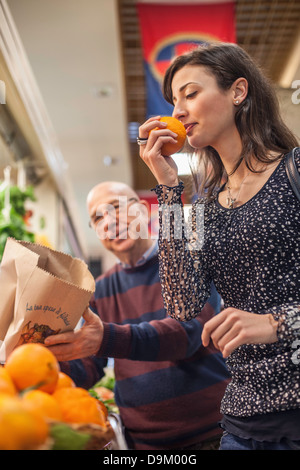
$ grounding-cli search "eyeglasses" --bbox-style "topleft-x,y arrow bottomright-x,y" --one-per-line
89,197 -> 138,229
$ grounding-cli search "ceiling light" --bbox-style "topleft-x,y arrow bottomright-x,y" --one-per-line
102,155 -> 120,166
103,155 -> 113,166
91,83 -> 115,98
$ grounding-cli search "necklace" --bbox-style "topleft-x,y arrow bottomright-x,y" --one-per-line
226,171 -> 250,209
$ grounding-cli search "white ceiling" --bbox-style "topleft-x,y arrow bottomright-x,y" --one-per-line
6,0 -> 133,260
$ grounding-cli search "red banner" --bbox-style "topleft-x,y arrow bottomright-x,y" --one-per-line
137,2 -> 236,117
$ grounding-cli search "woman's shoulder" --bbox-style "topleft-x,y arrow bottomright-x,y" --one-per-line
282,147 -> 300,174
293,147 -> 300,171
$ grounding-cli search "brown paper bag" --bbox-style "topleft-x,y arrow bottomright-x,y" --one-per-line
0,238 -> 95,362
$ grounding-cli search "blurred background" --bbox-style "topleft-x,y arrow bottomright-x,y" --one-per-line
0,0 -> 299,275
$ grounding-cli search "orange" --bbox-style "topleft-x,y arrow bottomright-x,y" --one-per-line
5,343 -> 60,393
52,386 -> 90,403
151,116 -> 186,156
0,393 -> 49,450
53,387 -> 106,426
0,366 -> 17,395
96,398 -> 109,420
54,371 -> 76,390
61,395 -> 107,426
22,390 -> 62,422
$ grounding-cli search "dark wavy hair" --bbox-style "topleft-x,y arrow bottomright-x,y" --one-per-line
163,42 -> 298,197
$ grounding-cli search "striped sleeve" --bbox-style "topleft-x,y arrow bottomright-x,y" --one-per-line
96,302 -> 215,362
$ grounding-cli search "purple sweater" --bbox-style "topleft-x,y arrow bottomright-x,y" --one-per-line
61,254 -> 230,450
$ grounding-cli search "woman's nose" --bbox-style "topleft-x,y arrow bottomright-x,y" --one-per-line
172,103 -> 187,121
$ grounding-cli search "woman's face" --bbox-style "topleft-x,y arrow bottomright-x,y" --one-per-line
171,65 -> 237,151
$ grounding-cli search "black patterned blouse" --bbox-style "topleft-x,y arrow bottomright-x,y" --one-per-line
154,148 -> 300,418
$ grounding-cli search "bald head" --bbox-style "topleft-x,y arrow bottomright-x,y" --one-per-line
87,181 -> 139,214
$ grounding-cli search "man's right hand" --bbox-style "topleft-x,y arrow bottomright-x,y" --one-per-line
44,308 -> 104,361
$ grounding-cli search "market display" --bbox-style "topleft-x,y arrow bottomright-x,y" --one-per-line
0,343 -> 115,450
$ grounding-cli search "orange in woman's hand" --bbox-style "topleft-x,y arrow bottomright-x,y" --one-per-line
152,116 -> 186,156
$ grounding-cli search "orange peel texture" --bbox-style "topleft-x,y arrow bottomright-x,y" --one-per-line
152,116 -> 186,156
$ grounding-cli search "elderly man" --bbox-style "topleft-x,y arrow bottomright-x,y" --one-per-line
46,181 -> 230,450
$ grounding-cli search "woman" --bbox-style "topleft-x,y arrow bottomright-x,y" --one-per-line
138,43 -> 300,450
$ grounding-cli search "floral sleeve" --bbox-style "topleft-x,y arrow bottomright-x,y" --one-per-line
268,301 -> 300,346
154,182 -> 212,321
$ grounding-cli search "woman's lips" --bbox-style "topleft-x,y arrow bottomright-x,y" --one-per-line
185,123 -> 196,136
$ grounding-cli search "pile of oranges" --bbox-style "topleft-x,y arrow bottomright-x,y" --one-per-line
0,343 -> 108,450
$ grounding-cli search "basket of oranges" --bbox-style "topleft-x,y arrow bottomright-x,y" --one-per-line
0,343 -> 114,450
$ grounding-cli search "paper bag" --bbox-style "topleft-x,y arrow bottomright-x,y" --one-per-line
0,238 -> 95,362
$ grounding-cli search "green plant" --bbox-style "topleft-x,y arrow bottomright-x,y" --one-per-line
0,184 -> 36,260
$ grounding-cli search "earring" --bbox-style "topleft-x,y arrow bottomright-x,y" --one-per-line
235,100 -> 239,104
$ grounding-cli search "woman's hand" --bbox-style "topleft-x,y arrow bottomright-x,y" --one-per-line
44,308 -> 103,361
138,116 -> 180,187
201,307 -> 278,358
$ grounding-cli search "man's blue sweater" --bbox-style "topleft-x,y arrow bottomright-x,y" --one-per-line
61,254 -> 230,450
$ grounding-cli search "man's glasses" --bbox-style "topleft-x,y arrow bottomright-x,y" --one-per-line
89,197 -> 138,229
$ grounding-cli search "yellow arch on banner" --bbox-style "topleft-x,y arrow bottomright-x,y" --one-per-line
148,32 -> 220,83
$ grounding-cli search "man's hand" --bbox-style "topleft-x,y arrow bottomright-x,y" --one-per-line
201,307 -> 278,358
44,308 -> 103,361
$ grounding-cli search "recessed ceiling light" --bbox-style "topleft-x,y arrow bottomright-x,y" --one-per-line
91,83 -> 115,98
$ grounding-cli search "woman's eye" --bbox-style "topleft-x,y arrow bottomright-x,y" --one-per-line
187,92 -> 196,99
186,91 -> 197,99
